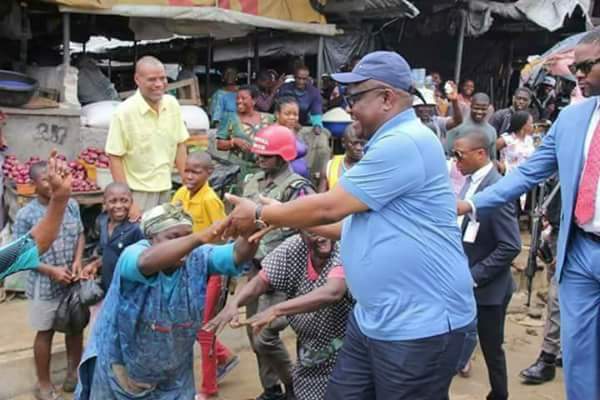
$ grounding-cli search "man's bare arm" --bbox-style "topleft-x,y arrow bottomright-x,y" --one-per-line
108,155 -> 127,184
175,143 -> 187,180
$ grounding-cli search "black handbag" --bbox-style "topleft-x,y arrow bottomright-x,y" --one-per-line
53,282 -> 90,334
79,278 -> 104,306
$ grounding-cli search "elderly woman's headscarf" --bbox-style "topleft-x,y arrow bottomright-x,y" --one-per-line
140,203 -> 193,238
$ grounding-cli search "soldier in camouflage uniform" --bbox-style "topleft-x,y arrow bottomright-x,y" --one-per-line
243,125 -> 315,400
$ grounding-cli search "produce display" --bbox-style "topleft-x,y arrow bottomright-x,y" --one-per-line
2,155 -> 36,185
79,147 -> 110,169
2,152 -> 101,193
69,160 -> 101,193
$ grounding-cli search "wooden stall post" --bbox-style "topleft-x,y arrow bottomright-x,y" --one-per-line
62,12 -> 71,67
454,9 -> 467,84
205,37 -> 213,105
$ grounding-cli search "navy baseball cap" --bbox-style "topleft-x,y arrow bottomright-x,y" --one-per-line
331,51 -> 413,91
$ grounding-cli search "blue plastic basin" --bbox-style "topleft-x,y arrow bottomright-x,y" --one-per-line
323,121 -> 351,138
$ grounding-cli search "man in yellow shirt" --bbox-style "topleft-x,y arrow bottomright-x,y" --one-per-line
171,151 -> 239,399
106,56 -> 189,220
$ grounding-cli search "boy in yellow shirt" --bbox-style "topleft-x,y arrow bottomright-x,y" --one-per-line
172,151 -> 226,232
172,151 -> 239,399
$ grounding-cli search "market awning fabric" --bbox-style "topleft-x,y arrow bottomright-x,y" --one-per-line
467,0 -> 591,36
58,5 -> 339,39
46,0 -> 327,25
520,28 -> 595,84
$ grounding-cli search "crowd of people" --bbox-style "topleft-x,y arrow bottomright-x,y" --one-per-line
2,28 -> 600,400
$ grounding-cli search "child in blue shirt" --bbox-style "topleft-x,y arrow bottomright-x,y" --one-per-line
81,182 -> 143,292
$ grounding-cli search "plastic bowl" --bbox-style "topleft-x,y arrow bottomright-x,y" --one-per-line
323,121 -> 351,139
96,167 -> 113,191
0,70 -> 38,107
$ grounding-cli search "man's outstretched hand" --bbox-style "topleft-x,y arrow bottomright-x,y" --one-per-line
224,194 -> 259,238
457,200 -> 473,216
247,196 -> 281,243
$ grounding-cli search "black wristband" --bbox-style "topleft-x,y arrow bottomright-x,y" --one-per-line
255,204 -> 264,221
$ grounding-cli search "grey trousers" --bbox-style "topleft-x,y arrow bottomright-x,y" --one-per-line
541,276 -> 561,357
246,287 -> 293,389
132,190 -> 171,214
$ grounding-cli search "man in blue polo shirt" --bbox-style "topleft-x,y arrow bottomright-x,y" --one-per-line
225,51 -> 477,399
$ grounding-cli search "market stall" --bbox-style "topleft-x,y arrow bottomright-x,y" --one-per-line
1,149 -> 108,221
0,2 -> 343,295
0,107 -> 81,160
3,186 -> 103,223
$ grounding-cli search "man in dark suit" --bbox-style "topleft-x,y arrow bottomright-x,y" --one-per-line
458,30 -> 600,399
453,130 -> 522,400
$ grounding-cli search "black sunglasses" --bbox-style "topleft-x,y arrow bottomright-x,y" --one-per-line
569,57 -> 600,75
343,86 -> 388,107
452,148 -> 484,161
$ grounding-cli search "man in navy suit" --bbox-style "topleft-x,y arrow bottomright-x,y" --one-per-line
454,131 -> 521,400
458,30 -> 600,399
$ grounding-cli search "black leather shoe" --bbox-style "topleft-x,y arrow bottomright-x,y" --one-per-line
256,385 -> 286,400
486,392 -> 508,400
520,358 -> 556,384
285,384 -> 296,400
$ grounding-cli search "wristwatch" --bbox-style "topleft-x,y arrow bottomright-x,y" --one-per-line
255,204 -> 268,230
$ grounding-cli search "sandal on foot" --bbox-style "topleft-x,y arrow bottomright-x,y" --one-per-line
62,375 -> 78,393
34,387 -> 64,400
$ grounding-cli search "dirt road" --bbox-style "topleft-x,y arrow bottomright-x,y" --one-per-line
10,300 -> 564,400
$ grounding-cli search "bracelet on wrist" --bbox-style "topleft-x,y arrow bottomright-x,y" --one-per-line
254,204 -> 268,230
255,204 -> 264,221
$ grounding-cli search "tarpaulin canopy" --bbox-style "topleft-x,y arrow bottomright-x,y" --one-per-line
323,0 -> 419,19
45,0 -> 327,25
466,0 -> 591,36
58,4 -> 338,39
521,28 -> 596,85
76,29 -> 371,70
416,0 -> 590,38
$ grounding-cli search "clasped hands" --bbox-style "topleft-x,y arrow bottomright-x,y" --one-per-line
220,194 -> 279,243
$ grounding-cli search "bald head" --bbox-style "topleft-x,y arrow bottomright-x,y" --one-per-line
104,182 -> 132,199
343,124 -> 360,141
135,56 -> 164,74
472,92 -> 490,105
342,123 -> 366,162
134,56 -> 167,106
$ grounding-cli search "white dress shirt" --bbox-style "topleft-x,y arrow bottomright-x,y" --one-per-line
464,162 -> 494,201
458,162 -> 494,227
579,98 -> 600,234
